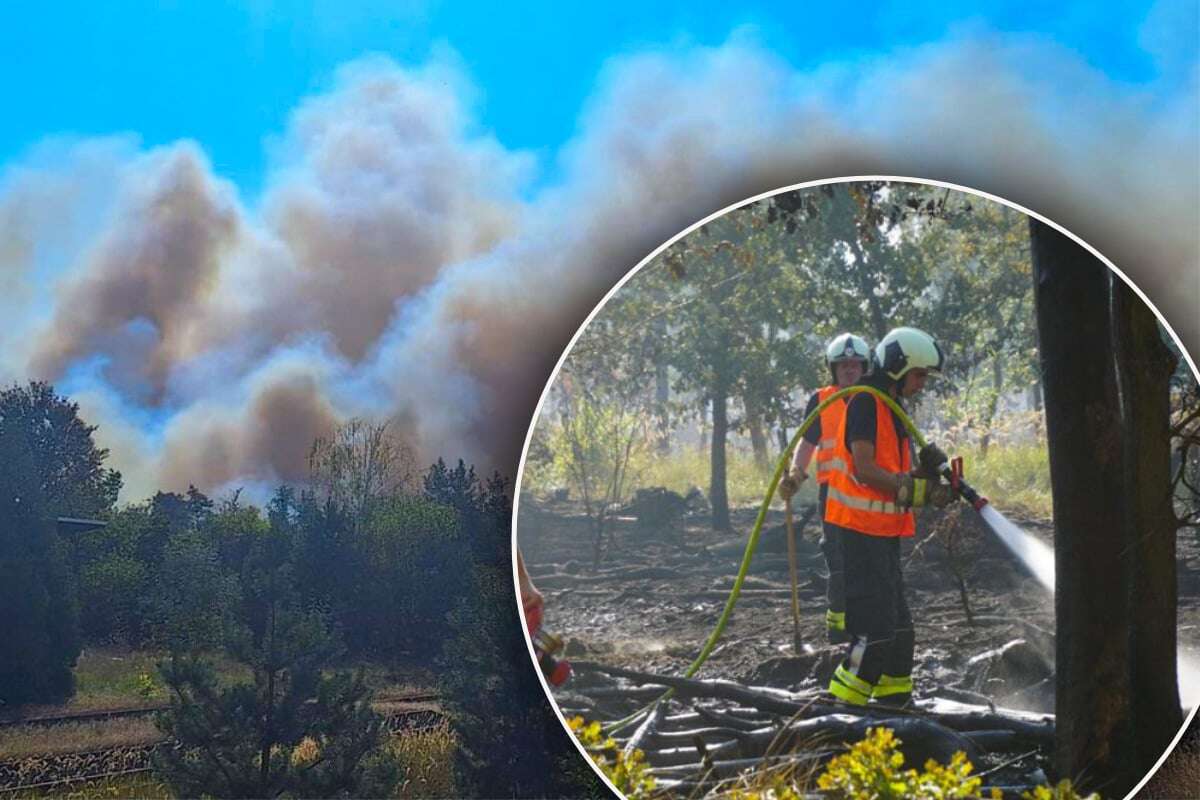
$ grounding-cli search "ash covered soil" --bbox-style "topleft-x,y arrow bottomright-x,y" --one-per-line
518,494 -> 1200,790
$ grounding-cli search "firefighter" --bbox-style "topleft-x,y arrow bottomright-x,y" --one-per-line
517,549 -> 543,620
778,332 -> 871,644
824,327 -> 956,708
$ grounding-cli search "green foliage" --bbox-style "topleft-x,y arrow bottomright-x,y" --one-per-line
632,446 -> 800,508
929,407 -> 1052,518
949,440 -> 1052,519
568,716 -> 658,799
155,655 -> 400,799
145,530 -> 240,652
438,564 -> 607,798
348,494 -> 466,657
527,183 -> 1044,535
77,489 -> 229,648
815,726 -> 993,799
0,380 -> 121,517
79,553 -> 146,644
0,422 -> 80,705
0,379 -> 128,704
136,669 -> 159,700
309,418 -> 419,521
549,396 -> 651,509
154,496 -> 402,798
1021,780 -> 1101,800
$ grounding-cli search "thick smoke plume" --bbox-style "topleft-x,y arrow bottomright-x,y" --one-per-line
2,32 -> 1195,501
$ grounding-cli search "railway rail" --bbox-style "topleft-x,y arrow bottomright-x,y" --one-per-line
0,690 -> 441,730
0,701 -> 445,793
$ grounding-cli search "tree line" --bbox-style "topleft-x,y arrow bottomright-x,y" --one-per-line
534,182 -> 1200,549
0,381 -> 602,797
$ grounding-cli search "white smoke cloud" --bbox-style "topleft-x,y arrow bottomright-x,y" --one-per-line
1,30 -> 1195,501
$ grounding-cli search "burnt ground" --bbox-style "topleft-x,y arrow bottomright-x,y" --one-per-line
517,495 -> 1200,794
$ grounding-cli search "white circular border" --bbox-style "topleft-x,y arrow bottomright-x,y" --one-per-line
510,175 -> 1200,800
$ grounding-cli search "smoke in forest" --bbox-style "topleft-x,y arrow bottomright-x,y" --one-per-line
1,31 -> 1195,500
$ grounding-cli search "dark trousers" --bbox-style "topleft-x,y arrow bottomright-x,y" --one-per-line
837,525 -> 914,685
817,488 -> 845,631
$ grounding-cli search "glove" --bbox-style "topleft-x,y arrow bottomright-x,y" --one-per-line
896,473 -> 957,508
927,480 -> 956,508
917,442 -> 949,478
778,469 -> 807,500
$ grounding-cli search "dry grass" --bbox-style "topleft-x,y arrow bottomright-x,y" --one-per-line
390,721 -> 459,799
1,727 -> 459,799
3,772 -> 172,799
0,716 -> 163,759
62,647 -> 250,713
12,647 -> 431,717
355,661 -> 438,697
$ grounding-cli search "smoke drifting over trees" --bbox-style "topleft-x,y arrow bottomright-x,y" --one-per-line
1,35 -> 1194,500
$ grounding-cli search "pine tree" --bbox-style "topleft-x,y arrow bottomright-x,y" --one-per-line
154,489 -> 401,798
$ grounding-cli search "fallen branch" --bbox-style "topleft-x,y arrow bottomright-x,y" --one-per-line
573,661 -> 818,717
624,699 -> 667,757
646,751 -> 831,780
642,739 -> 740,767
645,726 -> 744,744
729,713 -> 980,765
694,705 -> 776,732
574,661 -> 1056,745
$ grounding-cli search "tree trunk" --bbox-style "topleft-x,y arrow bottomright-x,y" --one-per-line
979,359 -> 1003,459
654,312 -> 671,456
710,386 -> 731,533
1112,276 -> 1182,770
1032,219 -> 1147,798
745,397 -> 770,473
776,426 -> 790,454
655,360 -> 671,455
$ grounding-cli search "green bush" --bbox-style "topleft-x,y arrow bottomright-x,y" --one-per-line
568,716 -> 657,800
816,726 -> 988,799
944,440 -> 1052,519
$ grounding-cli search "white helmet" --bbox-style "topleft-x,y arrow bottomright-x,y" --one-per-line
825,333 -> 870,365
825,333 -> 871,383
874,327 -> 944,381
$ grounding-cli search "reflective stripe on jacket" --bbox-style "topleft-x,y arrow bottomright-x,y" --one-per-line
824,393 -> 915,538
814,385 -> 848,485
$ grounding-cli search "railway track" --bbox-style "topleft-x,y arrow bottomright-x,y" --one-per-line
0,690 -> 441,730
0,701 -> 445,793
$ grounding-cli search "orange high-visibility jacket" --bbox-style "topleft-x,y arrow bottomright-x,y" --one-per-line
813,385 -> 848,485
824,393 -> 915,537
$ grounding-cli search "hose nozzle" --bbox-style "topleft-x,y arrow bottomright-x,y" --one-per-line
939,455 -> 988,512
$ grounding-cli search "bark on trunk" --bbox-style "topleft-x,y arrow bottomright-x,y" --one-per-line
747,405 -> 770,473
710,385 -> 731,532
1112,276 -> 1182,770
980,358 -> 1003,459
655,324 -> 671,455
1032,219 -> 1136,797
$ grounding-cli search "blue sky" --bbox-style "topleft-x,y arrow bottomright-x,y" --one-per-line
3,1 -> 1189,196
